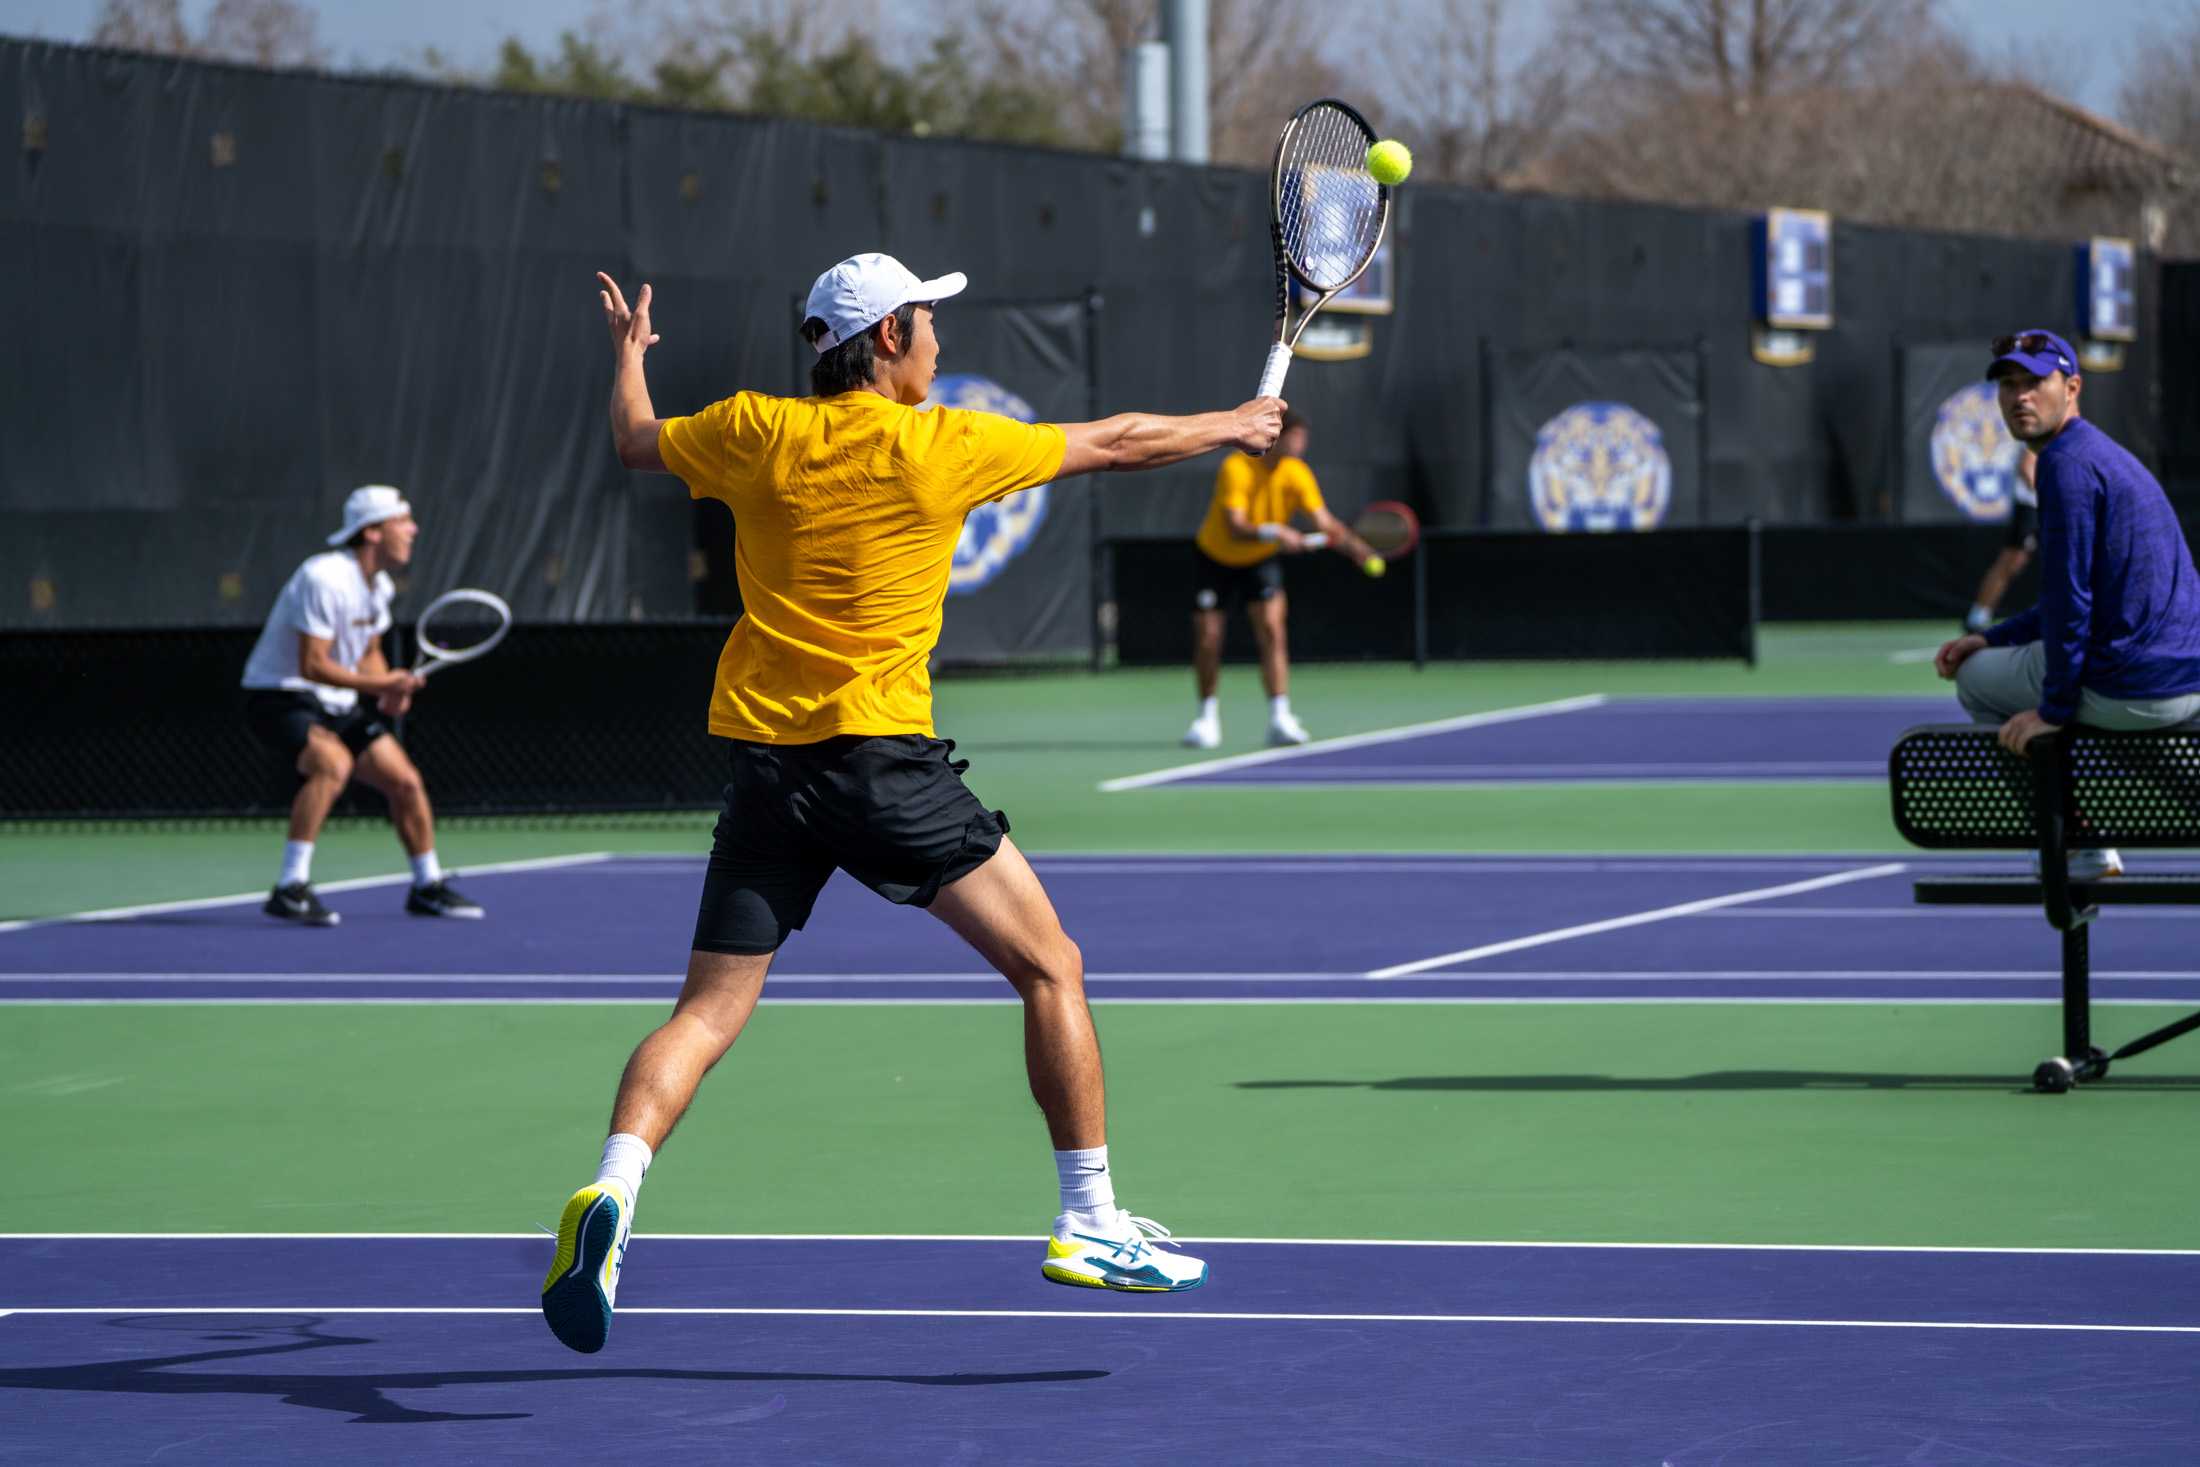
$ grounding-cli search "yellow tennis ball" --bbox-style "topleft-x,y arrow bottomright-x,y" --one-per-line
1362,555 -> 1387,578
1366,139 -> 1412,187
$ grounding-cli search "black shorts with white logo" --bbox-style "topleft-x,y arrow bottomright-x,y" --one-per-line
243,689 -> 395,761
2006,501 -> 2039,553
1192,546 -> 1284,612
692,734 -> 1010,956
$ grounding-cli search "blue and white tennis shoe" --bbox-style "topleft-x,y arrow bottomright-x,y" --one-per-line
1043,1210 -> 1207,1292
541,1179 -> 634,1353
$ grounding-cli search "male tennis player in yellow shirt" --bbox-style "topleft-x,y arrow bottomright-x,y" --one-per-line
541,253 -> 1283,1352
1185,413 -> 1380,748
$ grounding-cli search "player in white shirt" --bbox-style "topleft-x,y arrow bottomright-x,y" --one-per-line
240,485 -> 482,925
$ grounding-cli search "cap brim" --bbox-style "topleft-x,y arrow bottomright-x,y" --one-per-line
1986,353 -> 2069,381
909,271 -> 967,304
325,504 -> 410,545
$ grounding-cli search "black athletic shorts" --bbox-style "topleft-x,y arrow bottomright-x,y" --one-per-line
243,689 -> 394,761
2006,501 -> 2039,553
1192,546 -> 1283,612
692,734 -> 1011,956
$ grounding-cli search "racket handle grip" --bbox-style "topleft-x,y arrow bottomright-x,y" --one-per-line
1301,532 -> 1330,550
1256,342 -> 1293,401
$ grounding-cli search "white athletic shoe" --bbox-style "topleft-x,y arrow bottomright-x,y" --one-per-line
1182,715 -> 1222,750
1042,1209 -> 1207,1293
1267,711 -> 1311,746
2031,848 -> 2125,881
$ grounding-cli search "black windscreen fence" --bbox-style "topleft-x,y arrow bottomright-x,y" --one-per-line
5,37 -> 2184,643
1108,528 -> 1758,666
3,624 -> 733,819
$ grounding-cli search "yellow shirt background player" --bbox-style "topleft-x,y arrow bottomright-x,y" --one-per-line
1194,451 -> 1326,567
1184,413 -> 1377,750
659,390 -> 1063,743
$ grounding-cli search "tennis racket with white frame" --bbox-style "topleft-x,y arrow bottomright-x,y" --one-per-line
409,587 -> 512,679
1254,99 -> 1393,410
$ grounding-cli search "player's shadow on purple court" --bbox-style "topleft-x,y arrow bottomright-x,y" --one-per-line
1240,1072 -> 2200,1092
0,1317 -> 1107,1425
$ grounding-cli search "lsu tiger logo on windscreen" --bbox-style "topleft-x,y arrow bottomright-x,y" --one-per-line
1528,402 -> 1672,532
924,373 -> 1051,595
1931,382 -> 2024,522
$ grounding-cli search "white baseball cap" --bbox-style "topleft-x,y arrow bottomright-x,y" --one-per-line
803,252 -> 966,354
326,484 -> 413,546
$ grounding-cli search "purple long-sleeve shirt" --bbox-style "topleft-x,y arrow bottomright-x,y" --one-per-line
1984,417 -> 2200,723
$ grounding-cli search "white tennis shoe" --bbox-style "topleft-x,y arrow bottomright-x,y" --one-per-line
1042,1209 -> 1207,1292
1267,711 -> 1311,746
1182,714 -> 1222,749
2033,848 -> 2124,881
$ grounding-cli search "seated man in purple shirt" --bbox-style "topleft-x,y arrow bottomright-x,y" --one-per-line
1935,328 -> 2200,877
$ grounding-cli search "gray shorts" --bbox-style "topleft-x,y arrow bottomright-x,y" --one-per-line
1954,642 -> 2200,729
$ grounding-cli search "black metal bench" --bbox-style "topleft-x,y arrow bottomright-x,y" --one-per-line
1889,723 -> 2200,1092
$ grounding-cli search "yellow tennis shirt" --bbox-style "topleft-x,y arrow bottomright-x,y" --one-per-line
1193,452 -> 1326,567
659,390 -> 1066,743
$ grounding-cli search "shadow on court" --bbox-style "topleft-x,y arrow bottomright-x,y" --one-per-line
0,1317 -> 1108,1425
1240,1072 -> 2200,1092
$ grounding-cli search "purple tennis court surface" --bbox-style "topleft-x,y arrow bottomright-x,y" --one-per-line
6,852 -> 2200,1004
1129,695 -> 1955,786
4,1236 -> 2196,1462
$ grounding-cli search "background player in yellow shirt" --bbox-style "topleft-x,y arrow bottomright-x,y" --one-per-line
1185,413 -> 1380,749
540,253 -> 1284,1353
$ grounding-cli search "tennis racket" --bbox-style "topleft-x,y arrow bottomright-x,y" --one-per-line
409,588 -> 512,679
1303,501 -> 1420,570
1254,99 -> 1393,409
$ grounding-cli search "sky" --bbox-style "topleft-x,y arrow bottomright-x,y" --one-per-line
0,0 -> 2179,120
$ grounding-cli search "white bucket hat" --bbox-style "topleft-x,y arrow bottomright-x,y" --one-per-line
327,484 -> 413,546
803,252 -> 966,353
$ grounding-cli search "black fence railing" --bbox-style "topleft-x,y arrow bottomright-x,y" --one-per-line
1103,526 -> 1762,667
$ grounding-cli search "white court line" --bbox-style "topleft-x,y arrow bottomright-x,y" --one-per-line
1,1305 -> 2192,1334
9,968 -> 2200,986
1890,647 -> 1945,664
7,1231 -> 2195,1255
1096,694 -> 1608,793
1369,864 -> 1910,978
0,852 -> 616,935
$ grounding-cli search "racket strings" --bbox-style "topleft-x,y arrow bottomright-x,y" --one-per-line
1276,105 -> 1383,291
1356,508 -> 1415,556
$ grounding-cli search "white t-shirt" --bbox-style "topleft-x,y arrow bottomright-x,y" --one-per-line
240,551 -> 395,713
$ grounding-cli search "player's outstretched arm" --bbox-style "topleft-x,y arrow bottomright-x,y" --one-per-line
1059,397 -> 1284,478
1308,508 -> 1375,564
598,272 -> 669,473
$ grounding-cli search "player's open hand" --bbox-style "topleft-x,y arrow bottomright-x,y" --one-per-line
1233,396 -> 1286,455
1933,634 -> 1986,680
597,272 -> 660,357
1998,708 -> 2061,757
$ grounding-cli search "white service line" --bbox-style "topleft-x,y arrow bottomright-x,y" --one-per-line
1,1305 -> 2191,1334
0,852 -> 617,935
1096,694 -> 1608,793
1368,863 -> 1910,978
7,1231 -> 2195,1254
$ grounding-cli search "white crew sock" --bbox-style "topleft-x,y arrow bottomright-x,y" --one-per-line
1198,695 -> 1218,722
279,840 -> 313,888
409,851 -> 443,888
595,1133 -> 653,1201
1056,1145 -> 1117,1224
1269,694 -> 1292,719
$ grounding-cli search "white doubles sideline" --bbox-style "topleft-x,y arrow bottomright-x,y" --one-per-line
0,852 -> 616,935
4,1235 -> 2193,1332
1096,694 -> 1609,793
1368,862 -> 1909,978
